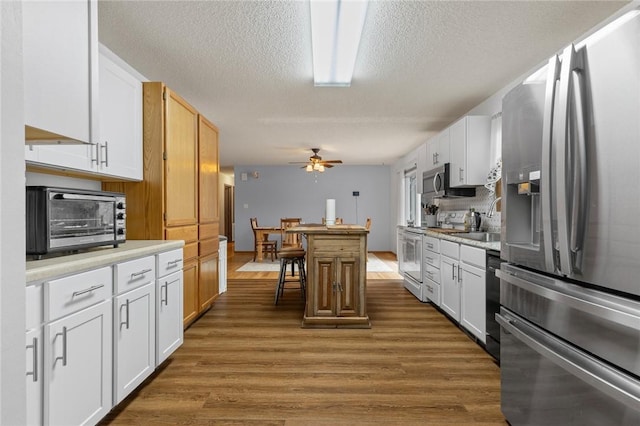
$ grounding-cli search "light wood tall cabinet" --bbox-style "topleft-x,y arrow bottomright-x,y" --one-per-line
104,82 -> 220,328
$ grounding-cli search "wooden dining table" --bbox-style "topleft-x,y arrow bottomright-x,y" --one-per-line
254,226 -> 281,262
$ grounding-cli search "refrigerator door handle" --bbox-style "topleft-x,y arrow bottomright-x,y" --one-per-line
570,68 -> 588,256
555,44 -> 578,275
497,312 -> 640,411
497,267 -> 640,329
541,55 -> 560,272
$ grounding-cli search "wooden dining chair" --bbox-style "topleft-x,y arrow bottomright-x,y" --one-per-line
280,217 -> 302,250
250,217 -> 277,261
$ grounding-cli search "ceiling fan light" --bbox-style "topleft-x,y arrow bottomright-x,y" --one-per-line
313,163 -> 320,171
306,164 -> 313,172
318,164 -> 325,172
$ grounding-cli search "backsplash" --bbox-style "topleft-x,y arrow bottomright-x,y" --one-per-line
436,186 -> 501,232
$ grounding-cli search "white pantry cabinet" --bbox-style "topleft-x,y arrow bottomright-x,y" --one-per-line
449,116 -> 491,187
23,0 -> 98,144
44,266 -> 113,426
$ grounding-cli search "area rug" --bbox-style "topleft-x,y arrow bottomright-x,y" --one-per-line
237,253 -> 395,273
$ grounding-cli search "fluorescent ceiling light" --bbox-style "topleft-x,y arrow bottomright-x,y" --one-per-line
310,0 -> 368,87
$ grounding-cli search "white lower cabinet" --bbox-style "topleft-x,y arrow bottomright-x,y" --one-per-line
113,282 -> 156,404
460,245 -> 486,343
440,240 -> 461,322
439,239 -> 488,343
45,299 -> 112,426
423,235 -> 441,306
26,327 -> 43,426
26,245 -> 184,425
157,270 -> 184,365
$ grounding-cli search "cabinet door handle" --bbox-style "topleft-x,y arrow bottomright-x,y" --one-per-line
161,281 -> 169,306
55,326 -> 68,367
26,337 -> 38,382
131,268 -> 153,278
458,264 -> 462,282
72,284 -> 104,297
91,142 -> 99,165
100,141 -> 109,167
459,167 -> 464,182
121,299 -> 130,329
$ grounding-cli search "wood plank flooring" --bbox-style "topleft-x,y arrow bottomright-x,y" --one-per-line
100,252 -> 505,425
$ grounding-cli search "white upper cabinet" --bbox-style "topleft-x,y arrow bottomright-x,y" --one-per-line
426,128 -> 450,170
449,116 -> 491,187
23,0 -> 98,144
98,48 -> 143,180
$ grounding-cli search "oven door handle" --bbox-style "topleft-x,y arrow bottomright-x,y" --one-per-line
53,193 -> 116,202
497,312 -> 640,411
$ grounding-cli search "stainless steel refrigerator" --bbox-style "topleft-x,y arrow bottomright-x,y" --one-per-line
498,8 -> 640,425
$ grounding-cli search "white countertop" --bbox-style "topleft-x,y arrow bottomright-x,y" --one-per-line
26,240 -> 185,283
399,226 -> 501,252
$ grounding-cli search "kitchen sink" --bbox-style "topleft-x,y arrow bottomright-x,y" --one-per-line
456,232 -> 502,242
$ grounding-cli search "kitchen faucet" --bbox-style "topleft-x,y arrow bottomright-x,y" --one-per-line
487,197 -> 501,218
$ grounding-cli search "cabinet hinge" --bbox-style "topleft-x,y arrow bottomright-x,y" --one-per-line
163,152 -> 167,160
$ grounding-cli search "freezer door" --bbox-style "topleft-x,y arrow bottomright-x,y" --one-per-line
498,263 -> 640,377
498,307 -> 640,425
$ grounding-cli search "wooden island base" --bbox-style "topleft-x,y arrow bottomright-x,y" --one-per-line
288,224 -> 370,329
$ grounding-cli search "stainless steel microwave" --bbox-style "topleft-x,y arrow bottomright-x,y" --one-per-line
422,163 -> 475,202
26,186 -> 126,259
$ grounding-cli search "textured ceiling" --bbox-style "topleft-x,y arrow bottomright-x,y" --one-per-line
98,0 -> 628,167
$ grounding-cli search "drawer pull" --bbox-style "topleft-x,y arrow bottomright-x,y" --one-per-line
72,284 -> 105,298
130,268 -> 152,278
167,259 -> 182,268
26,337 -> 38,382
427,243 -> 434,249
55,327 -> 68,367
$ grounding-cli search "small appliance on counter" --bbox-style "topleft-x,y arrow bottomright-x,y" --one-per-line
26,186 -> 126,259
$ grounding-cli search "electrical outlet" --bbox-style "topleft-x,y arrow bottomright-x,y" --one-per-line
353,191 -> 359,196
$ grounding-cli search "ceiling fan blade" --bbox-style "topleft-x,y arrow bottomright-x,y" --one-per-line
322,160 -> 343,164
323,164 -> 334,168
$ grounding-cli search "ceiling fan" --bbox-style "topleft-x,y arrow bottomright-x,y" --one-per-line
290,148 -> 343,172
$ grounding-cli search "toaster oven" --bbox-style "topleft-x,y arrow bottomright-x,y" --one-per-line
26,186 -> 126,259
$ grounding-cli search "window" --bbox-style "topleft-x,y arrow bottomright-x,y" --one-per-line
404,168 -> 417,226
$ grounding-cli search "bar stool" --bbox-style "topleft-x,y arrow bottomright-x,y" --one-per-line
274,248 -> 306,305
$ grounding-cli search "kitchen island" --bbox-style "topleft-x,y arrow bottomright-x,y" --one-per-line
288,224 -> 370,328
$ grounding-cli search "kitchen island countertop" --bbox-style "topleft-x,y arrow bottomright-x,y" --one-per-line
26,240 -> 185,283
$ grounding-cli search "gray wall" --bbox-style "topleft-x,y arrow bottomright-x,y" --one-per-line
234,165 -> 391,252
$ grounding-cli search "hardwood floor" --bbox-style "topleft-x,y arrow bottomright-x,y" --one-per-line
101,252 -> 505,425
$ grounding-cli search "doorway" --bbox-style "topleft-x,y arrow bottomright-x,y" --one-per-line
224,184 -> 234,242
